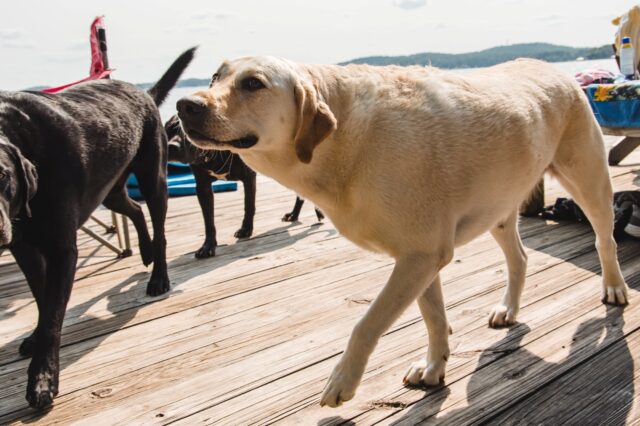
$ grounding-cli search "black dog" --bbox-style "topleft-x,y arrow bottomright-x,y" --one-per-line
166,114 -> 256,258
0,47 -> 195,409
166,115 -> 323,258
282,196 -> 324,223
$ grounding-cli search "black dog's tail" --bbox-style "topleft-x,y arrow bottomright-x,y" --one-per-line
147,46 -> 197,106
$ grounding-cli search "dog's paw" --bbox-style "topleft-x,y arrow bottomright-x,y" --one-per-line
281,212 -> 299,222
26,369 -> 58,409
234,227 -> 253,239
403,358 -> 445,387
19,333 -> 36,357
195,242 -> 216,259
146,274 -> 171,296
602,284 -> 629,306
488,304 -> 518,328
320,362 -> 361,407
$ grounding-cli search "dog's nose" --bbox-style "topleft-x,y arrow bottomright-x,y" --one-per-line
177,96 -> 207,119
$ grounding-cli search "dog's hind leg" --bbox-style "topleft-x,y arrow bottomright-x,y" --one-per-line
103,179 -> 153,265
488,210 -> 528,327
403,274 -> 451,386
320,249 -> 451,407
551,118 -> 628,305
133,122 -> 170,296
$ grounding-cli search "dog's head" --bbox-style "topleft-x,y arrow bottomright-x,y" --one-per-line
165,114 -> 204,164
0,140 -> 37,245
176,56 -> 336,164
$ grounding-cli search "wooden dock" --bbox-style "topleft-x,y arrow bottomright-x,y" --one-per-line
1,135 -> 639,425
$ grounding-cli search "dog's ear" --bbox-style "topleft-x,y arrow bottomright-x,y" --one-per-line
293,82 -> 337,164
10,145 -> 37,217
613,15 -> 622,26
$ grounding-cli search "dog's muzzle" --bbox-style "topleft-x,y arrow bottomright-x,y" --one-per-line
177,96 -> 207,123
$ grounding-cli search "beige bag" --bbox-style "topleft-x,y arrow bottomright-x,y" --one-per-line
613,6 -> 640,72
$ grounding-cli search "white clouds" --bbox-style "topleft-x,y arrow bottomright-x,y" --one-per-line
0,29 -> 23,40
0,29 -> 34,49
164,25 -> 219,36
534,15 -> 568,26
190,10 -> 237,21
172,9 -> 237,36
68,40 -> 89,52
212,11 -> 237,20
0,0 -> 626,90
392,0 -> 427,10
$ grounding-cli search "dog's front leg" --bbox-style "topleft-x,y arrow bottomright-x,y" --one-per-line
193,166 -> 217,258
26,239 -> 78,409
403,274 -> 451,386
282,197 -> 305,222
235,170 -> 256,238
320,250 -> 450,407
10,239 -> 47,357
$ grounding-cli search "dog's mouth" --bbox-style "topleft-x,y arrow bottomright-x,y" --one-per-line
183,127 -> 259,150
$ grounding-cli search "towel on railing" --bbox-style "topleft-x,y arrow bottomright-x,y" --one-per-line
585,83 -> 640,128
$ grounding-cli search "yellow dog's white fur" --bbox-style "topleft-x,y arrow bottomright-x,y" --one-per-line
180,57 -> 629,407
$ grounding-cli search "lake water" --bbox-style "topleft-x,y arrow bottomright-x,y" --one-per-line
159,58 -> 620,121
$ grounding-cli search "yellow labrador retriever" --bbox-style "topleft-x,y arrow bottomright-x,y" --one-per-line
176,57 -> 629,407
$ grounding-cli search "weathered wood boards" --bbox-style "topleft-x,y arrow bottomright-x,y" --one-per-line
0,136 -> 638,425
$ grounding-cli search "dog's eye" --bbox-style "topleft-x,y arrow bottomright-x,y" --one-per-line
210,73 -> 220,87
241,77 -> 265,92
0,171 -> 7,180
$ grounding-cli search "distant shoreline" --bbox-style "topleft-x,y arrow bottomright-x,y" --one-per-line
27,42 -> 615,91
339,42 -> 613,68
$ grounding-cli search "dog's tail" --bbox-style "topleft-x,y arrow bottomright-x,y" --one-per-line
147,47 -> 197,107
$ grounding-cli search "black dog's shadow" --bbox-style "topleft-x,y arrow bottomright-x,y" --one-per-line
1,220 -> 334,422
1,270 -> 155,423
145,220 -> 335,281
382,306 -> 633,425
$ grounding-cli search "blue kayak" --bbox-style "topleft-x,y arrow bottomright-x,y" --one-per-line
127,162 -> 237,199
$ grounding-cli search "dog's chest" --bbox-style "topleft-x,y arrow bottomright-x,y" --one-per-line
207,170 -> 229,180
203,153 -> 235,180
325,204 -> 391,255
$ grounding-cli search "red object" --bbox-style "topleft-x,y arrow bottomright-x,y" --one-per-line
42,16 -> 112,93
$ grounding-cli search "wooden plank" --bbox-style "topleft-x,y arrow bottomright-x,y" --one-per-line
0,135 -> 638,423
0,202 -> 583,355
195,241 -> 640,425
0,211 -> 590,369
28,228 -> 632,424
603,127 -> 640,138
485,327 -> 640,425
0,217 -> 607,423
360,259 -> 640,425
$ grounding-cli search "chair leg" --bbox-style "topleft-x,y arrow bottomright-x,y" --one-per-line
81,212 -> 132,258
608,136 -> 640,166
80,225 -> 124,256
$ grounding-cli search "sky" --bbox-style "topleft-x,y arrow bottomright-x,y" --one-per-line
0,0 -> 635,90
